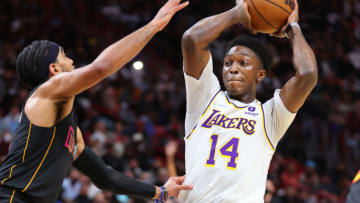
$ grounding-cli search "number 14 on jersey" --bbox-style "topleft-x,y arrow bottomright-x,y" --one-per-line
206,135 -> 240,170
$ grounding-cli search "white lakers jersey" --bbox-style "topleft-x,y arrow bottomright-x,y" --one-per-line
179,54 -> 296,203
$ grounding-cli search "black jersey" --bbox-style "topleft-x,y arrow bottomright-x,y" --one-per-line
0,89 -> 77,203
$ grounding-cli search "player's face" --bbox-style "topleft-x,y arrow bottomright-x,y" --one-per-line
222,45 -> 264,97
55,48 -> 75,72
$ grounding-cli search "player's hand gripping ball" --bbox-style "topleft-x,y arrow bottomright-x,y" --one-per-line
245,0 -> 295,33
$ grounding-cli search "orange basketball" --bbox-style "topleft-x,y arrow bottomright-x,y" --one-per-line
246,0 -> 295,34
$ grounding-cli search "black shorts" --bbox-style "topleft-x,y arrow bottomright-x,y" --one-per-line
0,186 -> 31,203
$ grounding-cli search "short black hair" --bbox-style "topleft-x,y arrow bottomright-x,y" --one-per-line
16,40 -> 52,89
225,35 -> 273,70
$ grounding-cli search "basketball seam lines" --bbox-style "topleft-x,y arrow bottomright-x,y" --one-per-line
264,0 -> 291,15
249,0 -> 280,29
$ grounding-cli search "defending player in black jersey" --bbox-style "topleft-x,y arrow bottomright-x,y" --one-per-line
0,1 -> 192,203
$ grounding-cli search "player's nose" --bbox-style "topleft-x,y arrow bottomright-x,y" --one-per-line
229,64 -> 240,74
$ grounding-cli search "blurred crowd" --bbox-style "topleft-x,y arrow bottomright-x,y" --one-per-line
0,0 -> 360,202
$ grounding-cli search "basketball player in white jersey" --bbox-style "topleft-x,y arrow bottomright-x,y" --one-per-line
179,0 -> 317,202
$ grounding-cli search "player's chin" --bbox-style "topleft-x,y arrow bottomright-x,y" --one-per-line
227,81 -> 244,90
226,86 -> 246,97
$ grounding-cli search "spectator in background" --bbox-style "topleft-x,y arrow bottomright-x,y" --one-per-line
165,141 -> 180,203
2,105 -> 20,135
165,141 -> 178,177
62,169 -> 82,203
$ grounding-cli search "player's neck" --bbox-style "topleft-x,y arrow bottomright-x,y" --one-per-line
228,92 -> 256,104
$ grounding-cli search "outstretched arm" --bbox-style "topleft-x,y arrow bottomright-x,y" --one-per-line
276,0 -> 318,113
74,128 -> 192,200
43,0 -> 188,98
182,0 -> 254,79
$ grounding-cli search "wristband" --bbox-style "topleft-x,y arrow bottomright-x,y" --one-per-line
155,186 -> 168,203
290,22 -> 300,29
285,22 -> 300,39
163,186 -> 168,200
160,187 -> 164,202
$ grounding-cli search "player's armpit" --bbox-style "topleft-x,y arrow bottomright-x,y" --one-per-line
74,127 -> 85,160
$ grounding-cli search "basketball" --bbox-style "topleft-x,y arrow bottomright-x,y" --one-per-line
246,0 -> 295,33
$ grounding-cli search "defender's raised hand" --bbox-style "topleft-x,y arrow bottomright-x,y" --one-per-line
150,0 -> 189,32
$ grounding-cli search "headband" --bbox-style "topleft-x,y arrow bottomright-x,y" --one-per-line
36,41 -> 60,84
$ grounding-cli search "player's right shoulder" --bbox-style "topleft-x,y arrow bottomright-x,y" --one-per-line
36,73 -> 72,101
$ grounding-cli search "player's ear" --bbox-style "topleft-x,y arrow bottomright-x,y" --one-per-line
49,63 -> 61,76
256,69 -> 266,84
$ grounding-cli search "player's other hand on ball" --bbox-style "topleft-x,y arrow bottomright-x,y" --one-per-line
270,0 -> 299,38
234,0 -> 257,34
164,175 -> 193,198
150,0 -> 189,32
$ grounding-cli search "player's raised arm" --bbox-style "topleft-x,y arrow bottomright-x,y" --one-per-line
182,0 -> 255,79
274,0 -> 318,113
43,0 -> 188,99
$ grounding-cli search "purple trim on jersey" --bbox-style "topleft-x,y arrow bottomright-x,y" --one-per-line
185,89 -> 221,140
185,124 -> 197,140
261,103 -> 274,151
201,89 -> 222,117
224,93 -> 249,109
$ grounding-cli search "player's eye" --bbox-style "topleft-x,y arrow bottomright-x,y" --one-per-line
240,60 -> 248,66
225,61 -> 232,66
